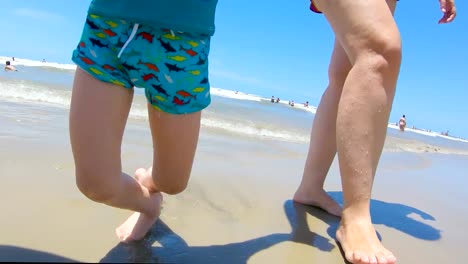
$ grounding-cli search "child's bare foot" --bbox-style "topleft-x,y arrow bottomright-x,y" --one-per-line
115,192 -> 163,242
337,211 -> 397,264
293,188 -> 342,217
135,167 -> 157,192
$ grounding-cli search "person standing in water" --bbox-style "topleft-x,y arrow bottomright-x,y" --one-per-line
4,61 -> 17,71
399,115 -> 406,131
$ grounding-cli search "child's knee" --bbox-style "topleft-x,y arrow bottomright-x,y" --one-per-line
156,177 -> 189,195
75,171 -> 118,203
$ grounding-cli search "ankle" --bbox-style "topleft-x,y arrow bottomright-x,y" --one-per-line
144,193 -> 162,217
341,204 -> 371,223
296,182 -> 325,195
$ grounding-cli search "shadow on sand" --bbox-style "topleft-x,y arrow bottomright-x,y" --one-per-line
327,191 -> 441,241
284,191 -> 440,264
101,202 -> 335,263
0,245 -> 78,262
1,192 -> 438,263
101,192 -> 440,263
101,219 -> 295,263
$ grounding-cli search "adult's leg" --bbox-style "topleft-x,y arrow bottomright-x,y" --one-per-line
293,39 -> 351,217
312,0 -> 400,263
70,68 -> 162,241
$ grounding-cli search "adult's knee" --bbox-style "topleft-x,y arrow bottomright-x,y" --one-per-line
328,65 -> 351,89
359,35 -> 402,74
328,49 -> 352,88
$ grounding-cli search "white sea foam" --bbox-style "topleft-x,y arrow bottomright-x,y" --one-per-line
388,123 -> 468,143
0,80 -> 71,107
0,80 -> 310,144
129,107 -> 309,143
201,117 -> 309,143
388,124 -> 437,137
210,88 -> 317,114
436,134 -> 468,143
1,56 -> 316,113
0,56 -> 76,71
210,88 -> 263,102
1,55 -> 466,145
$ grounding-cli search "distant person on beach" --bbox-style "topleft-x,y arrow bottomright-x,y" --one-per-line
69,0 -> 219,242
293,0 -> 456,263
271,96 -> 275,102
4,61 -> 17,71
399,115 -> 406,131
276,97 -> 280,103
12,57 -> 15,61
304,101 -> 309,107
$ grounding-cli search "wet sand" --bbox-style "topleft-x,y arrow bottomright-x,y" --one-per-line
1,101 -> 468,263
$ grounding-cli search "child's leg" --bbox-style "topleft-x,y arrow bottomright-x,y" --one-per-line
139,108 -> 201,194
116,108 -> 201,240
113,25 -> 210,241
70,68 -> 163,241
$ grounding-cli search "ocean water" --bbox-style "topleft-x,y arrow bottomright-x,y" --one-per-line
1,56 -> 468,155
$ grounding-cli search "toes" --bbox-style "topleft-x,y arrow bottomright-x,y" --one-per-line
349,251 -> 387,264
353,252 -> 363,263
369,255 -> 378,264
376,252 -> 388,264
380,249 -> 396,264
360,254 -> 370,263
344,250 -> 355,263
385,253 -> 397,264
342,247 -> 396,264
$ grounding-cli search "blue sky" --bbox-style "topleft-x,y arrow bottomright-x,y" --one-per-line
1,0 -> 467,138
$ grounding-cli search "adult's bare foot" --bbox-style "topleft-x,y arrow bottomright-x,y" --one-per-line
115,192 -> 163,242
293,188 -> 342,217
336,211 -> 396,264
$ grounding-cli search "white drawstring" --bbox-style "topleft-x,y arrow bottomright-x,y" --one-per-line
118,23 -> 139,58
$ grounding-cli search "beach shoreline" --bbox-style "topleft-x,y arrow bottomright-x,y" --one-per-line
1,99 -> 468,263
2,55 -> 468,142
